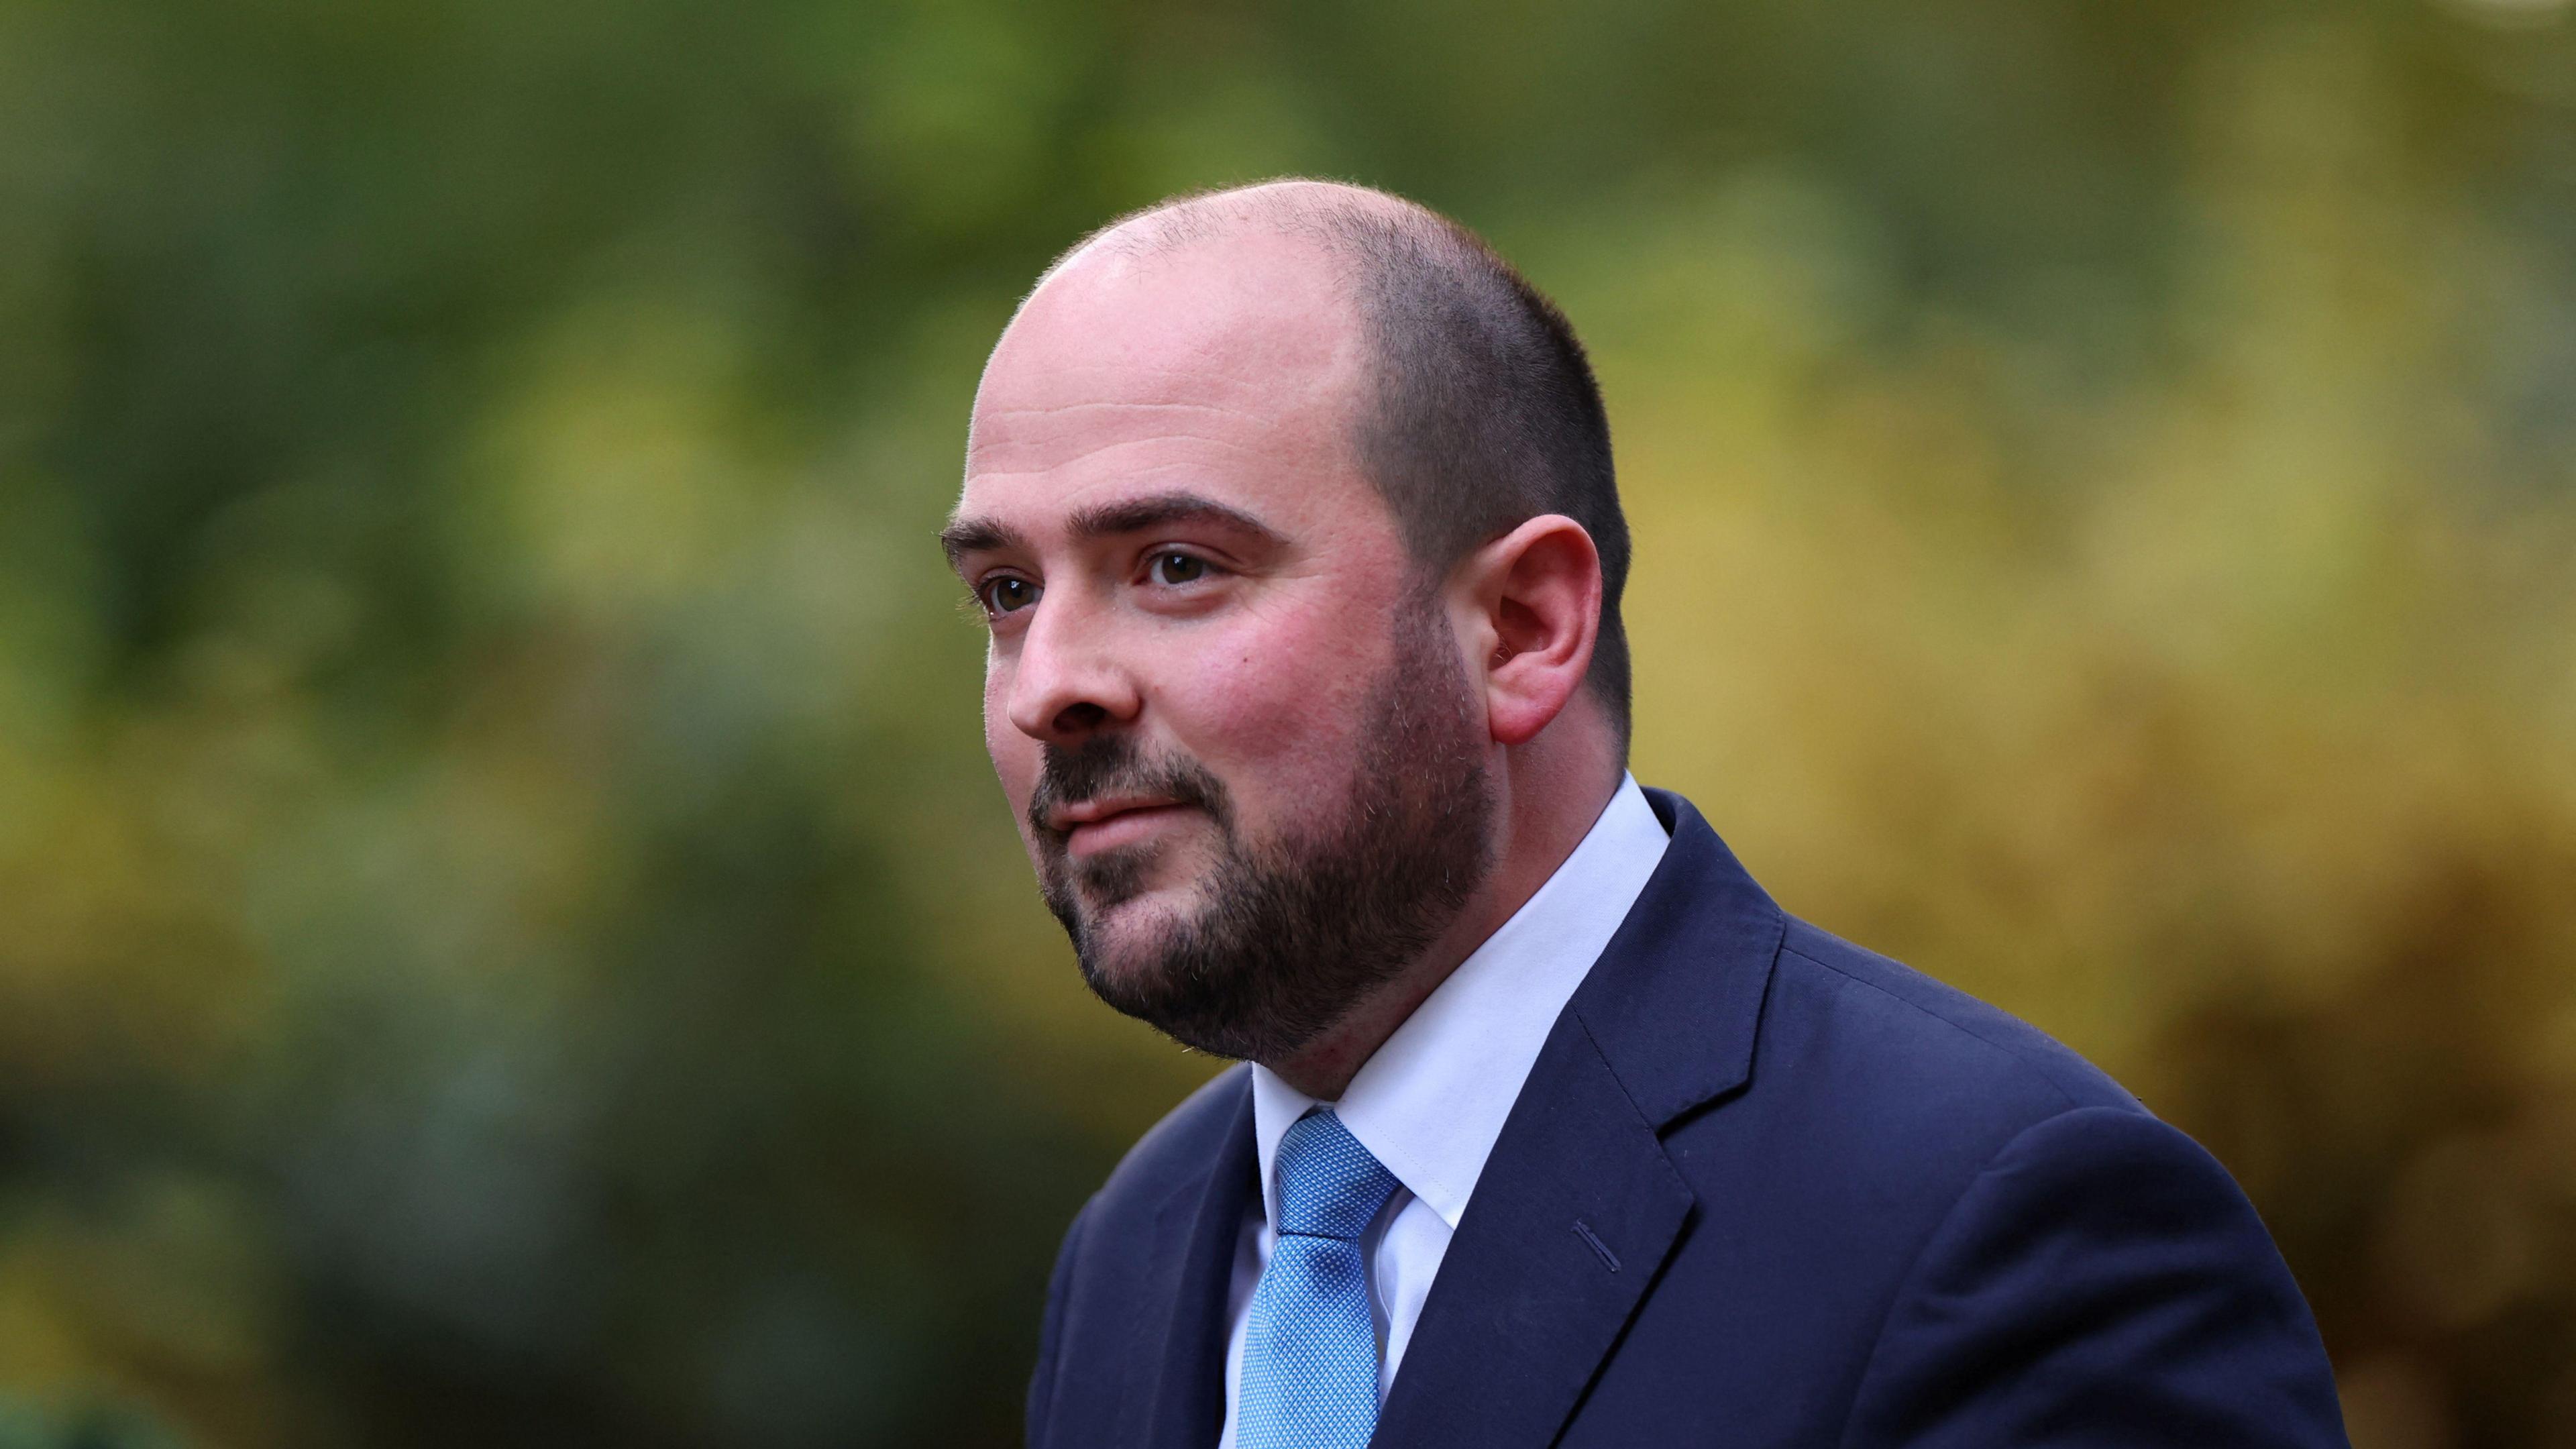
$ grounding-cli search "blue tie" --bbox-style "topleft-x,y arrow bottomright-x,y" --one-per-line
1237,1110 -> 1403,1449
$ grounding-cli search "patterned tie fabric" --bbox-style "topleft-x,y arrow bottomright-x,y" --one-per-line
1236,1110 -> 1403,1449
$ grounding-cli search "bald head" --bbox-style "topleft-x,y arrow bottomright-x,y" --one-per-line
987,179 -> 1632,743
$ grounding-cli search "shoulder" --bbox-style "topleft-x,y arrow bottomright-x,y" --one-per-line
1034,1064 -> 1247,1379
1766,915 -> 2143,1121
1845,1105 -> 2347,1442
1029,1068 -> 1249,1446
1081,1062 -> 1251,1230
1678,919 -> 2341,1433
1648,911 -> 2162,1260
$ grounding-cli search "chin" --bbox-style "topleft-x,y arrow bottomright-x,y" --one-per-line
1067,908 -> 1189,1000
1075,883 -> 1198,959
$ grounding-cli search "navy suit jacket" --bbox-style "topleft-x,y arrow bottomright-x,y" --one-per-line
1026,790 -> 2348,1447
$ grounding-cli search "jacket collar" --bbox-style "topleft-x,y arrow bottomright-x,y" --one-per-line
1571,786 -> 1784,1126
1373,787 -> 1785,1449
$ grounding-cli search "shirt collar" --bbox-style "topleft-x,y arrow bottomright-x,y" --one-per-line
1249,773 -> 1672,1230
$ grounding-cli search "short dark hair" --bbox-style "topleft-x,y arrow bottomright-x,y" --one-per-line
1056,181 -> 1634,748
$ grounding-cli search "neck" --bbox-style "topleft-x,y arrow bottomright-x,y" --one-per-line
1260,734 -> 1625,1100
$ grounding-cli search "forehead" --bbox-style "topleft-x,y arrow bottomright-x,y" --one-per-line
960,231 -> 1387,543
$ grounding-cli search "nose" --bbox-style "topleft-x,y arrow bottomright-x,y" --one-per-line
1002,590 -> 1142,746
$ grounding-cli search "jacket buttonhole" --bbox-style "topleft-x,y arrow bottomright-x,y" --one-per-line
1572,1218 -> 1621,1273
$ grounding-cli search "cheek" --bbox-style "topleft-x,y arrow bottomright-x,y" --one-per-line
1163,596 -> 1391,777
983,666 -> 1037,808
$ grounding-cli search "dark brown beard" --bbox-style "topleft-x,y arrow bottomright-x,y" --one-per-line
1027,592 -> 1495,1063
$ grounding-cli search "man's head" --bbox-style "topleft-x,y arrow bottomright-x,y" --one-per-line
947,180 -> 1630,1063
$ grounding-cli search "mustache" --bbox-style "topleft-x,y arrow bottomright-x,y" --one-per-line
1028,737 -> 1233,840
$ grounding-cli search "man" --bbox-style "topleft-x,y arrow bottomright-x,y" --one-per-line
946,179 -> 2348,1448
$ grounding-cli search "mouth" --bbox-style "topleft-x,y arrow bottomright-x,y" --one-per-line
1052,798 -> 1199,859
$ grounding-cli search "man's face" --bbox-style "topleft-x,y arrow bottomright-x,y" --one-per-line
949,233 -> 1495,1060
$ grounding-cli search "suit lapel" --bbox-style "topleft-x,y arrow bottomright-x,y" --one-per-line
1371,1012 -> 1695,1449
1373,789 -> 1785,1448
1120,1071 -> 1256,1449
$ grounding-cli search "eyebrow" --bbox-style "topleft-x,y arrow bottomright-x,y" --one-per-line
938,515 -> 1026,570
940,490 -> 1287,571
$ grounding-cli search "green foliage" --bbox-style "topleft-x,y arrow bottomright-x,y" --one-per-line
0,0 -> 2571,1445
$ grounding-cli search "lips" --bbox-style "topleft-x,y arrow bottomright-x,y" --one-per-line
1054,799 -> 1197,857
1049,792 -> 1176,831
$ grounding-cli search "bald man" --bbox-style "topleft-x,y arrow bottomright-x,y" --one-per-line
945,181 -> 2348,1449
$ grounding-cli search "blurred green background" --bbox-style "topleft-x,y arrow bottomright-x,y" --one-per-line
2,0 -> 2573,1444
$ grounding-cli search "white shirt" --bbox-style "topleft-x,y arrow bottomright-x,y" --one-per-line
1214,774 -> 1672,1447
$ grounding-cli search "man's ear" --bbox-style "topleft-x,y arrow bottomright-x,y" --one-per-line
1460,515 -> 1603,747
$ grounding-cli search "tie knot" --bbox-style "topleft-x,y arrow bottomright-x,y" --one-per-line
1273,1111 -> 1401,1242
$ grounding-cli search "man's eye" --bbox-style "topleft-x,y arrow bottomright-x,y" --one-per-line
980,576 -> 1040,615
1149,552 -> 1210,586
